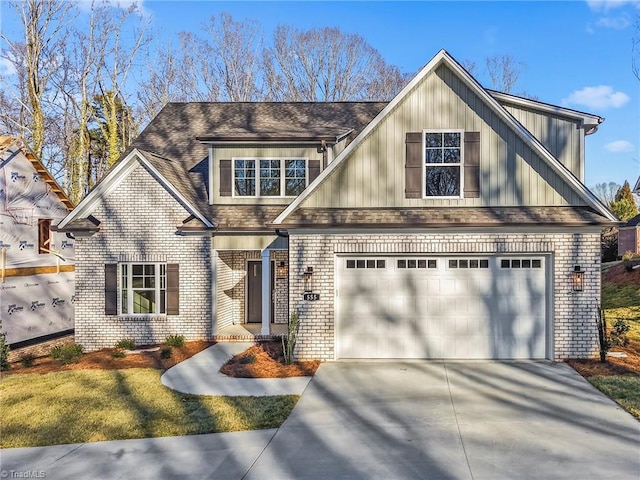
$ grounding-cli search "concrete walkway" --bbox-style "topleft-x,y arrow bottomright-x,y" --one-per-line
2,361 -> 639,479
160,342 -> 312,396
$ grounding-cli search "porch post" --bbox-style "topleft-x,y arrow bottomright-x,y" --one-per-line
261,249 -> 271,335
211,248 -> 218,336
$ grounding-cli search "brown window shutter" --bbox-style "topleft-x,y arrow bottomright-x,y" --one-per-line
105,264 -> 118,315
220,160 -> 232,196
308,160 -> 321,184
405,132 -> 423,198
167,263 -> 179,315
464,132 -> 480,198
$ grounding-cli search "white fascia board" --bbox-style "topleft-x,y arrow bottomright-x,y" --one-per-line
489,90 -> 604,125
58,149 -> 142,229
275,49 -> 615,224
59,149 -> 214,229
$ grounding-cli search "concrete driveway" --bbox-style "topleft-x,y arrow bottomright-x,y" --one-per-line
2,361 -> 639,479
245,361 -> 639,479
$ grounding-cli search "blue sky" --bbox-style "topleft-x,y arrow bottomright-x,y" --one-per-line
3,0 -> 639,189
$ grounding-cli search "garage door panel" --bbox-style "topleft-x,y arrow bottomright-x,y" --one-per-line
337,256 -> 547,360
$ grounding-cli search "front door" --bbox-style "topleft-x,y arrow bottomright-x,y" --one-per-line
247,260 -> 262,323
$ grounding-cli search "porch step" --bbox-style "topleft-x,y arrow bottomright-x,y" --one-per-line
213,333 -> 284,343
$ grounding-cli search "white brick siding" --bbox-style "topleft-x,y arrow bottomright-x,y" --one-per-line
74,162 -> 212,351
288,232 -> 601,361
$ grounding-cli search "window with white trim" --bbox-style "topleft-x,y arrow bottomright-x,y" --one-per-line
233,158 -> 307,197
120,263 -> 166,315
424,131 -> 463,197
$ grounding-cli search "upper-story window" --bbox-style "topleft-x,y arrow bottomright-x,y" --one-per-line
233,158 -> 307,197
424,131 -> 463,198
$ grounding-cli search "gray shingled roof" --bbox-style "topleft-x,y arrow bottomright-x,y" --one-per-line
623,213 -> 640,227
276,206 -> 614,227
129,102 -> 387,228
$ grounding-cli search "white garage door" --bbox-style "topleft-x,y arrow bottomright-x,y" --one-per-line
336,256 -> 548,359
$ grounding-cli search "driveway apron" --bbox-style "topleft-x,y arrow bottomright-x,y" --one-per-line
245,361 -> 640,480
2,361 -> 638,479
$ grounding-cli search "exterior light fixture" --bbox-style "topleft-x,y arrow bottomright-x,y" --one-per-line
303,266 -> 314,292
572,265 -> 584,292
276,261 -> 288,278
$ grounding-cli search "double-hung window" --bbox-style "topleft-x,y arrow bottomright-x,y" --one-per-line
424,131 -> 463,197
120,263 -> 166,315
233,158 -> 307,197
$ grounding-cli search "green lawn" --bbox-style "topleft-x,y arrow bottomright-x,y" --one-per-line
588,375 -> 640,420
590,268 -> 640,421
0,368 -> 297,448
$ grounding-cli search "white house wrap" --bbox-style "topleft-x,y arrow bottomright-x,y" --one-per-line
0,137 -> 75,344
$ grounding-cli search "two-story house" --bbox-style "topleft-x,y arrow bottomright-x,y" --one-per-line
58,50 -> 616,361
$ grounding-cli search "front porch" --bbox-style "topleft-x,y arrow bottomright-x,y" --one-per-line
214,323 -> 287,342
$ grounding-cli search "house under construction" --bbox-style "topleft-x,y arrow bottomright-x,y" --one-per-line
0,136 -> 75,345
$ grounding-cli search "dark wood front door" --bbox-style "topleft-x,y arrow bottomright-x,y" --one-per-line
247,260 -> 262,323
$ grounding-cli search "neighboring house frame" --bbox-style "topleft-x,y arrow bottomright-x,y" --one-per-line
0,136 -> 75,344
59,50 -> 617,361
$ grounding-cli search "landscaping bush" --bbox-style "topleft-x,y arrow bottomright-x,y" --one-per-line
282,309 -> 300,365
20,354 -> 35,368
239,354 -> 256,365
115,338 -> 136,350
0,332 -> 10,371
622,251 -> 640,272
160,347 -> 172,359
596,308 -> 631,361
610,318 -> 631,347
111,349 -> 126,358
50,343 -> 83,365
164,334 -> 185,348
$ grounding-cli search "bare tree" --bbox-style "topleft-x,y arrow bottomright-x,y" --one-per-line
264,26 -> 387,101
365,60 -> 412,101
200,13 -> 262,102
1,0 -> 73,159
593,181 -> 621,206
93,2 -> 150,168
486,54 -> 524,93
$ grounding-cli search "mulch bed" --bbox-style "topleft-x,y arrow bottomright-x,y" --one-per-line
4,341 -> 215,375
5,340 -> 319,379
220,341 -> 319,378
604,262 -> 640,286
567,339 -> 640,377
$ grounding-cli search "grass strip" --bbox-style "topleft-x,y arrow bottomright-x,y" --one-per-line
587,374 -> 640,420
0,368 -> 297,448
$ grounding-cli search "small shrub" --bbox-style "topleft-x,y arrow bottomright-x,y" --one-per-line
610,318 -> 631,347
282,309 -> 301,365
239,354 -> 256,365
111,349 -> 126,358
160,347 -> 172,359
164,334 -> 185,348
20,354 -> 35,368
0,332 -> 9,371
50,343 -> 83,365
115,338 -> 136,350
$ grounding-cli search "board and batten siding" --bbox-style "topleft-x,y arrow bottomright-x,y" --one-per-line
300,64 -> 584,209
212,145 -> 324,205
501,104 -> 582,180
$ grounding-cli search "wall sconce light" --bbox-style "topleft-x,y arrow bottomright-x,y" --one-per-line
276,261 -> 288,278
303,266 -> 314,292
572,265 -> 584,292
